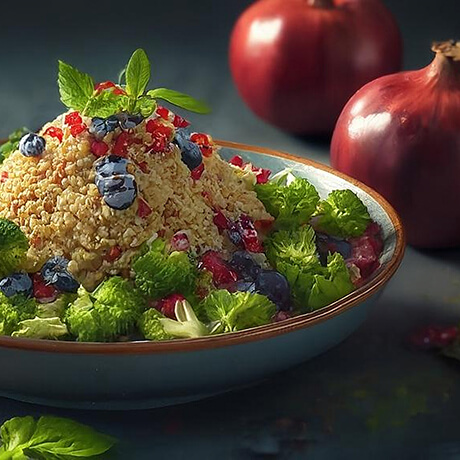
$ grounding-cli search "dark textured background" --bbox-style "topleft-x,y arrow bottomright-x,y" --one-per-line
1,1 -> 460,458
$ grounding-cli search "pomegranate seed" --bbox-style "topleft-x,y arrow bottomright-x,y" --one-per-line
70,123 -> 87,137
171,231 -> 190,252
90,140 -> 109,157
156,106 -> 170,120
408,325 -> 459,350
229,155 -> 244,167
252,166 -> 271,184
65,111 -> 82,126
113,132 -> 130,157
348,236 -> 380,278
173,114 -> 190,128
213,209 -> 230,231
156,293 -> 186,319
149,136 -> 168,153
137,197 -> 152,218
95,81 -> 117,91
104,245 -> 123,262
44,127 -> 64,143
32,273 -> 58,303
199,251 -> 238,287
191,163 -> 205,180
138,161 -> 149,173
236,214 -> 264,253
1,171 -> 8,183
273,311 -> 292,322
190,132 -> 213,157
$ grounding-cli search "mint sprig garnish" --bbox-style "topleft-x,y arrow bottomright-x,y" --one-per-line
0,127 -> 30,164
57,49 -> 211,118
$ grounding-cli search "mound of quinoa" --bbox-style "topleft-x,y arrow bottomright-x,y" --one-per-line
0,112 -> 272,289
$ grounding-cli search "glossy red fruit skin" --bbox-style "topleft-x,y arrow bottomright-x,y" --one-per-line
229,0 -> 402,135
331,43 -> 460,248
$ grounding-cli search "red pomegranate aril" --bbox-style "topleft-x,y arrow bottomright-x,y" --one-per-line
237,214 -> 264,253
44,127 -> 64,143
70,123 -> 87,137
105,245 -> 123,262
229,155 -> 244,167
173,114 -> 190,128
113,132 -> 130,157
138,161 -> 149,173
171,231 -> 191,252
156,106 -> 170,120
157,293 -> 186,319
213,209 -> 230,231
65,111 -> 83,126
348,236 -> 380,278
273,310 -> 292,322
1,172 -> 8,183
200,251 -> 238,287
90,140 -> 109,157
32,273 -> 58,303
252,166 -> 271,184
149,135 -> 168,153
137,197 -> 152,218
408,325 -> 459,350
190,133 -> 213,157
191,163 -> 205,180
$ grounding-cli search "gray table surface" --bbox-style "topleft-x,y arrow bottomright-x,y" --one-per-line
0,0 -> 459,458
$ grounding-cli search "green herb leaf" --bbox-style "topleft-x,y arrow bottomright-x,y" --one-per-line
0,415 -> 116,459
11,316 -> 68,339
58,61 -> 94,112
148,88 -> 211,114
83,90 -> 126,118
125,49 -> 151,99
315,189 -> 371,238
0,128 -> 30,163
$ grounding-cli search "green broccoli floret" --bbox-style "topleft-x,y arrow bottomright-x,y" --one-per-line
315,189 -> 371,238
255,172 -> 320,230
200,290 -> 276,334
36,293 -> 76,319
0,218 -> 29,278
66,278 -> 146,342
0,293 -> 37,336
308,253 -> 355,310
12,317 -> 68,339
133,238 -> 196,300
138,308 -> 172,341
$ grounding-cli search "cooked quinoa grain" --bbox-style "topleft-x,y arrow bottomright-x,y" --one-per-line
0,113 -> 272,288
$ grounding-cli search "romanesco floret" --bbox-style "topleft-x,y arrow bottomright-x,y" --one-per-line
65,278 -> 146,342
138,308 -> 172,341
0,219 -> 29,278
133,238 -> 196,300
200,290 -> 276,334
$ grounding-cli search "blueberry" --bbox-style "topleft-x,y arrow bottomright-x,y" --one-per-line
174,128 -> 191,148
234,280 -> 256,293
117,113 -> 144,130
227,223 -> 243,248
230,251 -> 261,280
316,233 -> 352,265
90,116 -> 120,139
41,256 -> 79,293
180,141 -> 203,171
94,155 -> 129,178
0,273 -> 32,298
100,174 -> 138,210
19,133 -> 46,157
255,270 -> 291,311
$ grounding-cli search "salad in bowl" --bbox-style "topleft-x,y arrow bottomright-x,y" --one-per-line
0,49 -> 384,344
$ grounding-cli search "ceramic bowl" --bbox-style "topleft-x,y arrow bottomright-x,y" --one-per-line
0,141 -> 405,410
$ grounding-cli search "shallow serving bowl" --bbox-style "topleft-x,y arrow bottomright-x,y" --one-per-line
0,141 -> 405,410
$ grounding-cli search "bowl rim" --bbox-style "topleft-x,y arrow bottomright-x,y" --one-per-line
0,140 -> 405,355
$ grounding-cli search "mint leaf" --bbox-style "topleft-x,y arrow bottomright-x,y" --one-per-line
134,95 -> 157,118
125,49 -> 151,99
0,127 -> 30,163
83,91 -> 126,118
148,88 -> 211,114
58,61 -> 94,112
0,415 -> 116,459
